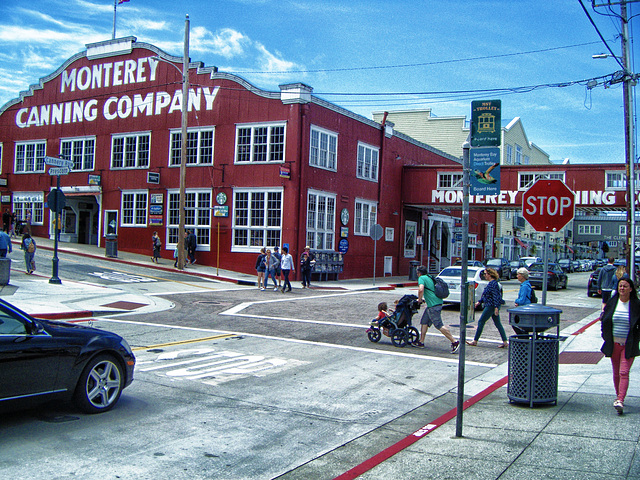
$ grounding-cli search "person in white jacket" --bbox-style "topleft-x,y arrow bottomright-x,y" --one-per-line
280,246 -> 295,293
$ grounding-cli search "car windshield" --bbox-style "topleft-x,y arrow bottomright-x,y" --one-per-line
529,263 -> 558,272
439,267 -> 480,280
486,259 -> 501,266
509,261 -> 520,267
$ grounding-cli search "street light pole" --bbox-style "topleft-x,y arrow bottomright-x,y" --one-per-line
177,14 -> 190,270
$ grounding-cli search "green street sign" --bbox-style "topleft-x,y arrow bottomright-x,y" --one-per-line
471,100 -> 501,147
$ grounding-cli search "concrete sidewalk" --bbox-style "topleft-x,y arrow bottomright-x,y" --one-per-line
3,236 -> 638,479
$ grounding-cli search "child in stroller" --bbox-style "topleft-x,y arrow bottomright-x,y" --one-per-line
367,294 -> 421,348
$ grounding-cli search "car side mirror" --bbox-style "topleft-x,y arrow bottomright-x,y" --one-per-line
29,319 -> 45,335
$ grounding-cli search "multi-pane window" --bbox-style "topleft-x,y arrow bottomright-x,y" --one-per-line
167,190 -> 211,247
60,137 -> 95,171
232,189 -> 282,250
13,193 -> 44,225
505,144 -> 513,165
606,171 -> 640,190
354,199 -> 377,236
578,224 -> 601,235
170,128 -> 214,166
310,127 -> 337,171
515,144 -> 523,165
518,172 -> 565,190
15,141 -> 46,173
306,190 -> 336,250
438,172 -> 464,189
356,143 -> 379,181
121,191 -> 148,226
618,225 -> 640,236
111,133 -> 150,169
235,124 -> 285,163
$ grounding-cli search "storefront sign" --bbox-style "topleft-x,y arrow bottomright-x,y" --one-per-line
214,206 -> 229,217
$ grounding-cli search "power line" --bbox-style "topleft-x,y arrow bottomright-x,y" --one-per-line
234,41 -> 603,75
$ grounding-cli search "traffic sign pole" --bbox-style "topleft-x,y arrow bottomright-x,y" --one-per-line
49,176 -> 63,285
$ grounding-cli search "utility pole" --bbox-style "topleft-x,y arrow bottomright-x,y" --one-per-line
621,1 -> 636,278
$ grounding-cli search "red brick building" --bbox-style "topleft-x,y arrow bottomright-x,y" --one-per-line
0,37 -> 468,279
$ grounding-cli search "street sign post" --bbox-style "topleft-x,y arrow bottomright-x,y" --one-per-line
48,167 -> 70,176
522,179 -> 575,233
370,224 -> 384,285
44,156 -> 73,168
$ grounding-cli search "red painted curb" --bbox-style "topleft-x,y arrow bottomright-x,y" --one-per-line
333,375 -> 509,480
33,311 -> 95,320
572,317 -> 600,335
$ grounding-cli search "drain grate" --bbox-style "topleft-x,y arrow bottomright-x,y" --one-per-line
558,351 -> 604,364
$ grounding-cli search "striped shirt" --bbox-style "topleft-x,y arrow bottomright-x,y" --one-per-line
612,299 -> 631,340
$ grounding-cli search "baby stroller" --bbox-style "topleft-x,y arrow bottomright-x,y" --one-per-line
367,294 -> 421,347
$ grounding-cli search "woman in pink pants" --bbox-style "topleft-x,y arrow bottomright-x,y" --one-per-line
601,276 -> 640,415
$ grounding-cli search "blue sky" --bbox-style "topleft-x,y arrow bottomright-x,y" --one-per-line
0,0 -> 637,164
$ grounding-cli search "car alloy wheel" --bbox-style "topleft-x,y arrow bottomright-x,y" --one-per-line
74,354 -> 124,414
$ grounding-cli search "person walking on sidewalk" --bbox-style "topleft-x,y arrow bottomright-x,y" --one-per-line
598,257 -> 618,310
21,233 -> 36,274
151,231 -> 162,263
280,246 -> 294,292
414,265 -> 460,353
273,246 -> 283,289
300,246 -> 315,289
600,276 -> 640,415
263,249 -> 280,291
186,229 -> 197,264
467,268 -> 508,348
255,248 -> 266,290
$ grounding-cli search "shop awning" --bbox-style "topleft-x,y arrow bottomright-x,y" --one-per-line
515,237 -> 528,248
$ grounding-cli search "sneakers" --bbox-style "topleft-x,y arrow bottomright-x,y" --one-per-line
412,341 -> 425,348
273,287 -> 278,291
260,287 -> 265,291
451,341 -> 460,354
614,399 -> 624,414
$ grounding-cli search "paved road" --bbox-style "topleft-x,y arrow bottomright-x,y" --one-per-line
0,251 -> 603,480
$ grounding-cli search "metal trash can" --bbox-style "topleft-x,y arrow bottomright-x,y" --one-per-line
105,234 -> 118,258
0,258 -> 10,285
507,304 -> 562,407
408,260 -> 421,281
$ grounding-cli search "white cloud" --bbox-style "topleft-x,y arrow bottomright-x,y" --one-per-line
254,42 -> 299,73
190,27 -> 251,58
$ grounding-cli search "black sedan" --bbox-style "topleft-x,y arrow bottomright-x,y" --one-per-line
528,262 -> 568,291
0,298 -> 135,413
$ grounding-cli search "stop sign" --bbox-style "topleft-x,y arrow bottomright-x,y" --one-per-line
522,179 -> 575,232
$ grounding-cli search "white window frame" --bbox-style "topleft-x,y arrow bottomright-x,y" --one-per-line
309,126 -> 338,171
518,172 -> 566,190
234,123 -> 286,163
306,189 -> 336,250
12,192 -> 44,226
515,144 -> 523,165
438,172 -> 464,189
505,144 -> 513,165
111,132 -> 150,169
578,224 -> 601,235
605,170 -> 640,190
618,225 -> 640,236
167,189 -> 211,249
354,198 -> 377,236
169,127 -> 214,166
232,188 -> 283,251
60,136 -> 95,172
356,142 -> 379,182
121,190 -> 148,227
15,140 -> 46,173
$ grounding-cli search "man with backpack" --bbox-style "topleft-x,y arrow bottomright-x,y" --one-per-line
597,257 -> 617,310
414,265 -> 460,353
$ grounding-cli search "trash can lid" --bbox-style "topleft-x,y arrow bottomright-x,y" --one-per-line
507,303 -> 562,315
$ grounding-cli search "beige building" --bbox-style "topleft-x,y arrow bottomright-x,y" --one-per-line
372,109 -> 570,261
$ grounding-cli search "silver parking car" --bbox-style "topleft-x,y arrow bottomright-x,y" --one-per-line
436,266 -> 490,306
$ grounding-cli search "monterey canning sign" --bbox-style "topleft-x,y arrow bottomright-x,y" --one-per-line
431,189 -> 625,208
14,55 -> 219,128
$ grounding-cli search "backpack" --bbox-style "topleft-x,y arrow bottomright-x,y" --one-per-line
26,239 -> 34,253
529,288 -> 538,304
429,274 -> 450,299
